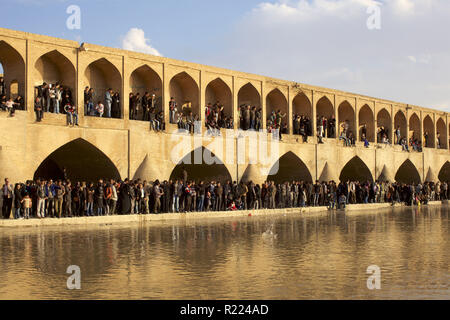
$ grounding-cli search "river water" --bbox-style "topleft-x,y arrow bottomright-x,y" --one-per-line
0,205 -> 448,300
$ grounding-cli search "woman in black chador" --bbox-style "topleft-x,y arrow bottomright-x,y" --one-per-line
119,179 -> 132,214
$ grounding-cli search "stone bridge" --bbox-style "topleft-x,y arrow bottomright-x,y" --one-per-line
0,27 -> 449,184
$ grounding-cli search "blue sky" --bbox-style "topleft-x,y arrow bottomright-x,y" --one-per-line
1,0 -> 449,111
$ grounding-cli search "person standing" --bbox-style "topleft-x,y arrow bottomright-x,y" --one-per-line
110,180 -> 118,215
95,180 -> 104,216
2,178 -> 13,219
34,97 -> 44,122
105,88 -> 113,118
153,180 -> 164,214
36,181 -> 46,219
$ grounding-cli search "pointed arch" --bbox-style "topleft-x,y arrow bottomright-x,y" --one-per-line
238,82 -> 260,109
205,77 -> 232,121
339,156 -> 373,183
338,100 -> 356,138
316,96 -> 335,138
169,71 -> 199,117
409,113 -> 421,142
267,151 -> 313,183
129,64 -> 163,120
377,108 -> 392,143
394,110 -> 407,144
169,146 -> 232,183
34,138 -> 121,182
438,161 -> 450,182
292,91 -> 312,136
436,117 -> 447,149
266,88 -> 288,129
395,159 -> 421,184
423,115 -> 435,148
84,58 -> 122,117
358,104 -> 374,142
0,40 -> 26,102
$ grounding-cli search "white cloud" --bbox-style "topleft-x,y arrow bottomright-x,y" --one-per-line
206,0 -> 450,111
122,28 -> 162,57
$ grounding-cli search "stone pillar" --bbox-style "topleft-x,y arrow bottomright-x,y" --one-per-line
232,77 -> 238,130
420,110 -> 424,145
288,86 -> 293,135
311,90 -> 317,140
355,99 -> 360,142
25,39 -> 34,114
433,112 -> 437,149
163,63 -> 170,128
334,94 -> 338,141
199,70 -> 206,129
391,104 -> 395,145
76,48 -> 85,122
261,82 -> 266,130
374,102 -> 378,143
406,105 -> 410,140
447,115 -> 449,150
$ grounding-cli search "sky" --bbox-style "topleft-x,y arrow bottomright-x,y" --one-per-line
1,0 -> 449,111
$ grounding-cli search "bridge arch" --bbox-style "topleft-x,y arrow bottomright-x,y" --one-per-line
423,115 -> 435,148
338,100 -> 355,138
170,71 -> 199,118
266,88 -> 288,129
34,138 -> 121,182
84,58 -> 122,117
34,50 -> 76,105
394,110 -> 407,143
436,117 -> 447,149
238,82 -> 260,108
316,96 -> 335,137
395,159 -> 421,184
205,77 -> 232,121
339,156 -> 373,182
169,146 -> 232,183
267,151 -> 313,184
409,113 -> 421,142
358,104 -> 374,142
129,65 -> 162,120
377,108 -> 392,143
438,161 -> 450,182
0,40 -> 25,102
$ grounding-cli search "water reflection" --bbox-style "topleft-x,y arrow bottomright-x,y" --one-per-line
0,205 -> 448,300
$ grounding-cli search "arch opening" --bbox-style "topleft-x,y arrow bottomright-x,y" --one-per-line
316,96 -> 335,138
238,83 -> 261,131
267,151 -> 312,184
205,78 -> 232,128
436,118 -> 447,149
169,147 -> 232,183
34,50 -> 76,114
266,88 -> 288,131
339,156 -> 373,183
292,92 -> 312,136
409,113 -> 421,143
438,162 -> 450,182
169,72 -> 199,119
338,101 -> 356,142
377,108 -> 391,144
84,58 -> 122,118
358,104 -> 374,142
129,65 -> 162,122
34,138 -> 121,182
0,41 -> 26,108
394,111 -> 407,145
423,115 -> 435,148
395,159 -> 421,184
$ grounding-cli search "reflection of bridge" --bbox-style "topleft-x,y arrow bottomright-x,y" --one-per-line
0,27 -> 449,184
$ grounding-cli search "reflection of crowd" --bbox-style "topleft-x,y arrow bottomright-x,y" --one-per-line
2,176 -> 448,220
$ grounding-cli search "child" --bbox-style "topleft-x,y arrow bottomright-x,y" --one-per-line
95,101 -> 104,117
21,194 -> 32,219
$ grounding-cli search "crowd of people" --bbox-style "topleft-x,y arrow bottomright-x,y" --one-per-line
293,114 -> 313,142
129,92 -> 165,131
205,101 -> 234,133
316,115 -> 336,143
1,176 -> 448,220
0,77 -> 25,116
84,86 -> 121,119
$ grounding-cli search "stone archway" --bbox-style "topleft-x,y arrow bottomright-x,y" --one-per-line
359,104 -> 374,142
238,83 -> 260,108
316,96 -> 335,137
438,162 -> 450,182
409,113 -> 421,142
292,92 -> 312,136
169,146 -> 232,183
0,40 -> 26,103
436,118 -> 447,149
339,156 -> 373,182
377,108 -> 392,143
266,88 -> 288,129
423,115 -> 435,148
205,78 -> 232,122
129,65 -> 163,120
34,138 -> 121,182
84,58 -> 122,118
338,100 -> 355,137
34,50 -> 76,108
169,71 -> 199,117
267,151 -> 312,184
394,110 -> 407,144
395,159 -> 421,184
